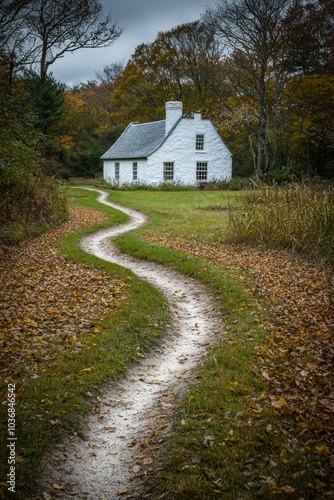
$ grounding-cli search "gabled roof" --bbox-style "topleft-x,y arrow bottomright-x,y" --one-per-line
101,119 -> 169,160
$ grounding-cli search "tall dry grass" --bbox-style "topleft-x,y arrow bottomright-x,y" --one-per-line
228,181 -> 334,263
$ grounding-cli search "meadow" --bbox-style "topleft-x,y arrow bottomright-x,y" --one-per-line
1,184 -> 333,498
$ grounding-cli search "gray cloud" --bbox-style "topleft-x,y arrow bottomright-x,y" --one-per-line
51,0 -> 216,85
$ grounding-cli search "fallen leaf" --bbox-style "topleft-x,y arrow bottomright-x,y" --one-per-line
272,398 -> 286,409
52,483 -> 65,490
117,488 -> 128,495
280,485 -> 296,494
262,370 -> 271,380
315,445 -> 329,454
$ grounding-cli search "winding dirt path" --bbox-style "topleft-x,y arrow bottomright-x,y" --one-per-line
37,189 -> 223,499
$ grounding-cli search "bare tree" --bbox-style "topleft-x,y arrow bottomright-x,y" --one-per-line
1,0 -> 122,89
204,0 -> 291,174
0,0 -> 34,84
0,1 -> 27,45
25,0 -> 122,86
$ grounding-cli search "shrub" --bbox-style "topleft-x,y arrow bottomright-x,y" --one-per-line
0,161 -> 69,245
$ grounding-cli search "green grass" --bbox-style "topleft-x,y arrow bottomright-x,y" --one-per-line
106,189 -> 245,246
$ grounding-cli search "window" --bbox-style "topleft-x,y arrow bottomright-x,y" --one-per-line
133,162 -> 138,181
196,134 -> 204,150
163,162 -> 174,181
115,162 -> 120,181
196,162 -> 208,181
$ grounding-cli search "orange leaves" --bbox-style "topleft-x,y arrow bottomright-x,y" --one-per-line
0,206 -> 128,382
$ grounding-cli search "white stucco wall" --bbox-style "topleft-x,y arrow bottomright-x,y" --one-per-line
147,115 -> 232,184
103,159 -> 147,184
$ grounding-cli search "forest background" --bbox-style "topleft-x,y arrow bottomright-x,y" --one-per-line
0,0 -> 333,240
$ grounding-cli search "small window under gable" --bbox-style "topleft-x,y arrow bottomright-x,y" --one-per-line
115,162 -> 120,180
163,162 -> 174,181
196,161 -> 208,181
196,134 -> 204,150
133,162 -> 138,181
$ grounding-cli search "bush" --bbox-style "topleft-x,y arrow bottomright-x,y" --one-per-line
0,161 -> 69,245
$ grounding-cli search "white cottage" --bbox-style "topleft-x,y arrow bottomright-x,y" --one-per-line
101,101 -> 232,185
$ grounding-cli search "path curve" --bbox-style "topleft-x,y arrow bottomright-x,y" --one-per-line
37,189 -> 224,499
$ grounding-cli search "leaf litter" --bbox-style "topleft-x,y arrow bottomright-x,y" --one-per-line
0,206 -> 129,384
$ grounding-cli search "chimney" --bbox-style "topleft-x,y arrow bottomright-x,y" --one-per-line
165,101 -> 183,134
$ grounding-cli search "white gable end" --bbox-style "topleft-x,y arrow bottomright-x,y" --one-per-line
147,114 -> 231,184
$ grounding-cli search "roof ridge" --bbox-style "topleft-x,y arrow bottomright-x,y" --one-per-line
131,119 -> 165,127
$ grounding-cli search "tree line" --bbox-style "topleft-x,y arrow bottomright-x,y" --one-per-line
0,0 -> 333,198
0,0 -> 121,241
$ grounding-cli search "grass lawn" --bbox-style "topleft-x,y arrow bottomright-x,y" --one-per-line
108,189 -> 244,246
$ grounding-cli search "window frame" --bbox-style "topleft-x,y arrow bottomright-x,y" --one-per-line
115,162 -> 120,181
196,134 -> 205,151
163,162 -> 174,181
133,162 -> 138,181
196,161 -> 208,181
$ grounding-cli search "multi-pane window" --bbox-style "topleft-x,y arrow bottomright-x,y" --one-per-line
196,162 -> 208,181
196,134 -> 204,150
115,162 -> 120,180
163,162 -> 174,181
133,162 -> 138,181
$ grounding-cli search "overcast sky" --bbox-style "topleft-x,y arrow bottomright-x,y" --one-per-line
51,0 -> 217,86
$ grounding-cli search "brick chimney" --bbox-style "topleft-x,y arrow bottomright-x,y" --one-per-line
165,101 -> 183,134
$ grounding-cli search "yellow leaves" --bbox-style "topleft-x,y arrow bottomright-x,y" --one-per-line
116,489 -> 128,495
315,445 -> 330,454
82,367 -> 94,373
